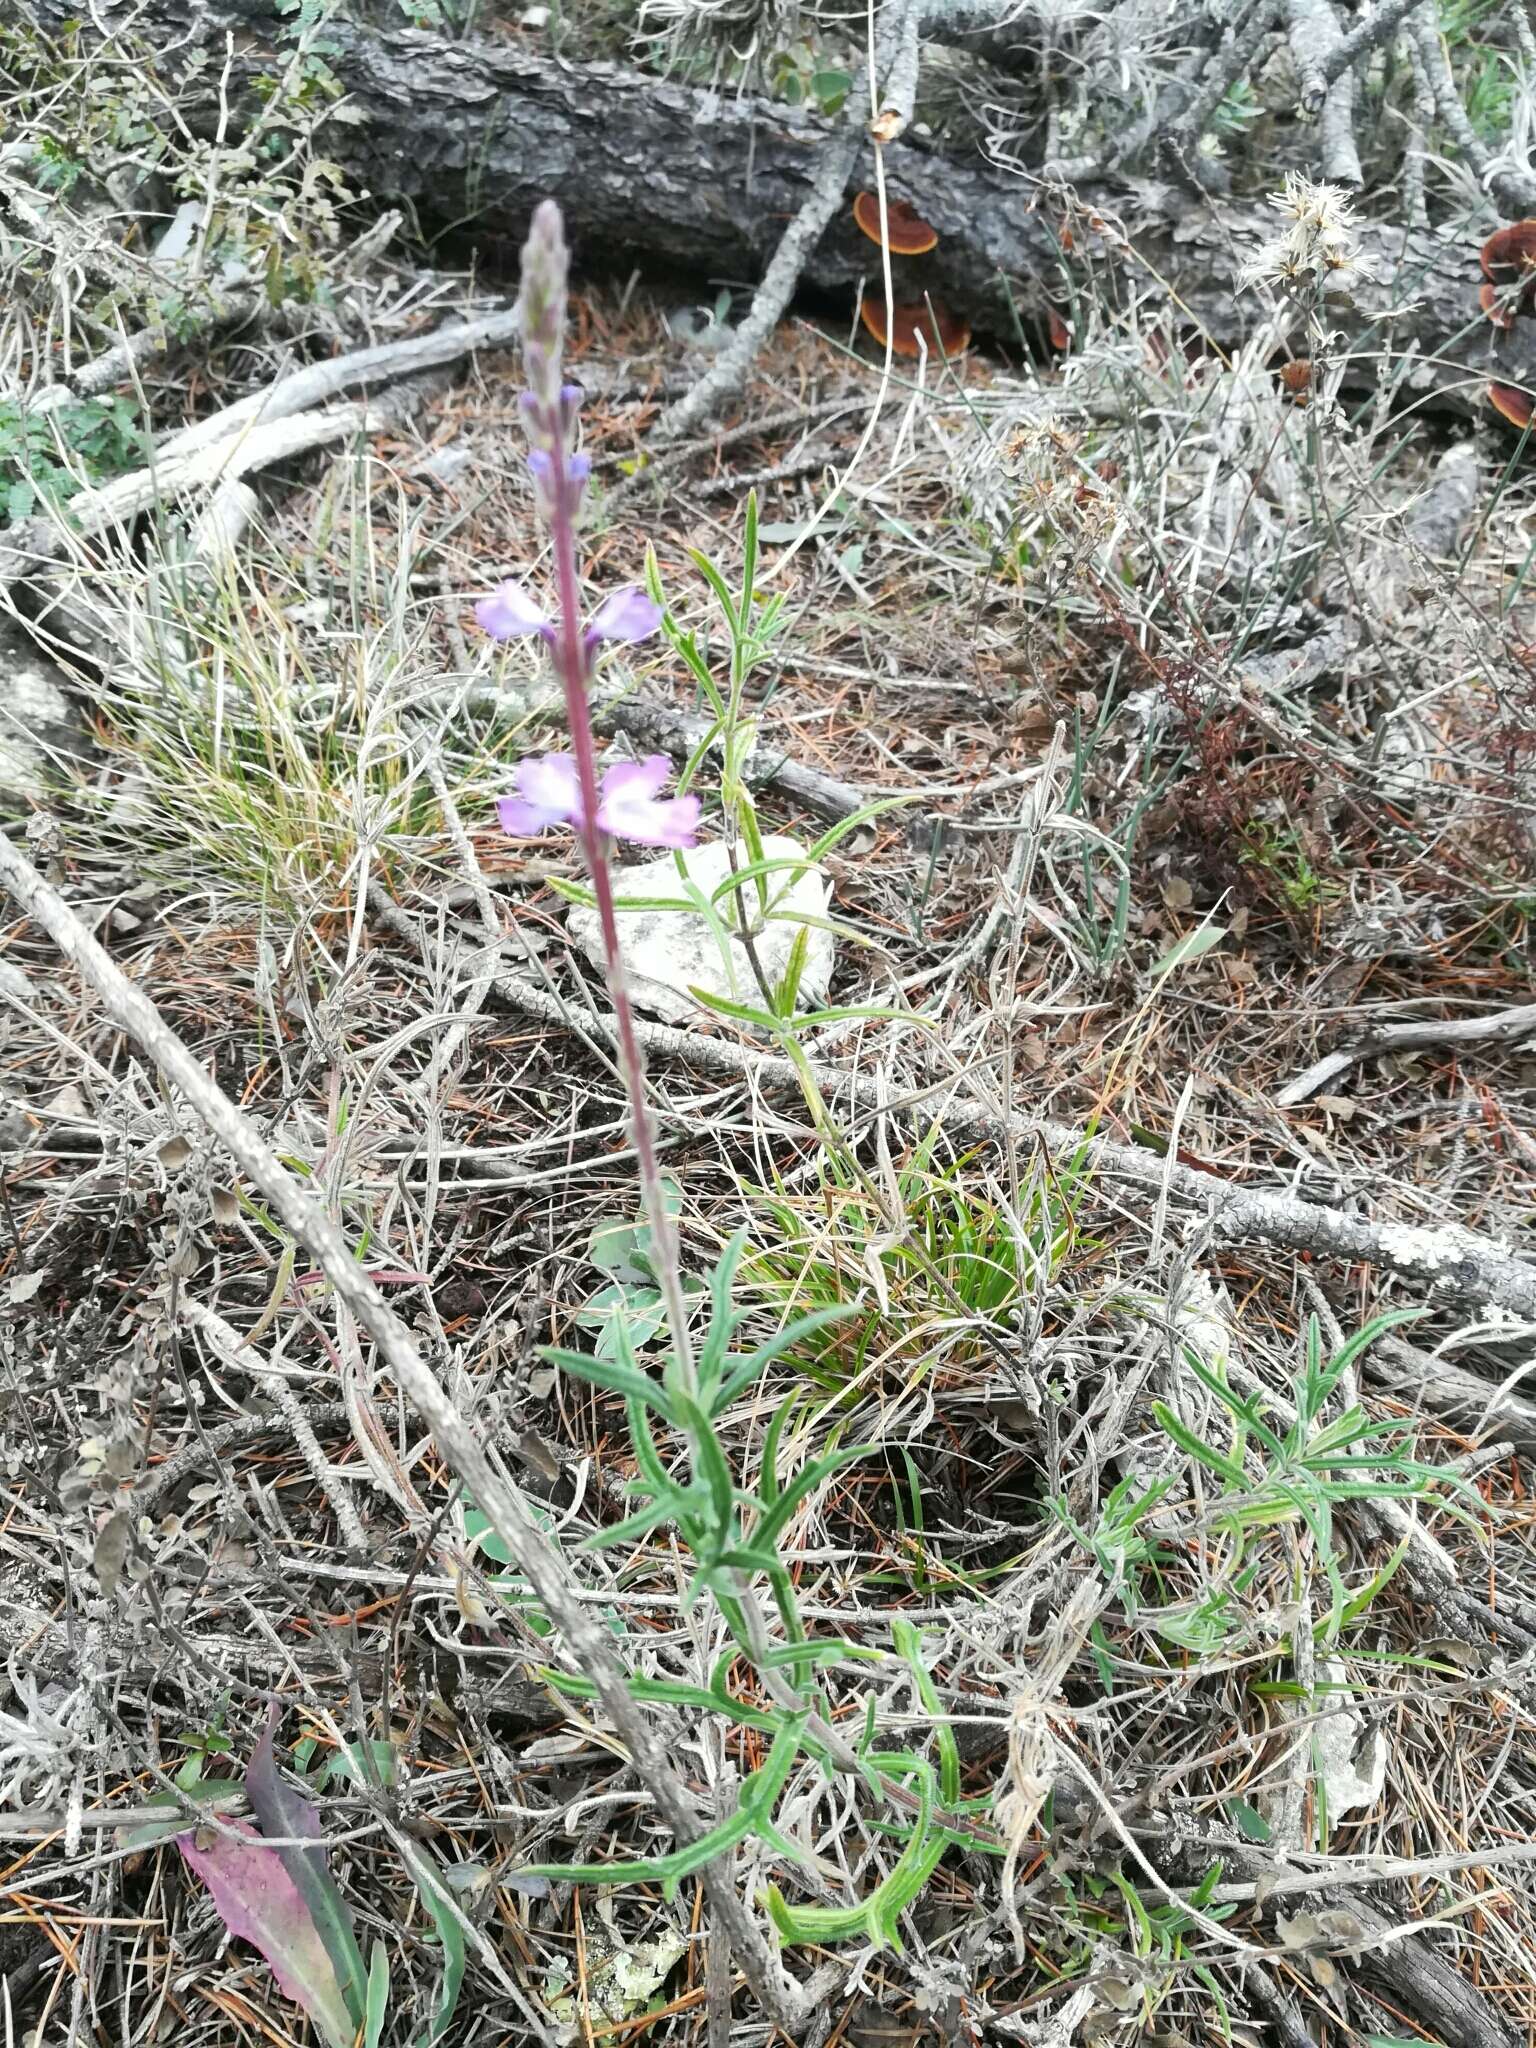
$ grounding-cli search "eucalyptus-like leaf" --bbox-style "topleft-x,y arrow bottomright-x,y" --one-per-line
176,1823 -> 358,2048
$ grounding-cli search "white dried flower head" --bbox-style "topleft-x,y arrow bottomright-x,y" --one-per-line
1240,173 -> 1360,291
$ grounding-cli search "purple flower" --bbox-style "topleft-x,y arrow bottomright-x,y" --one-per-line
496,753 -> 583,835
585,587 -> 662,647
496,751 -> 700,849
596,755 -> 702,848
475,581 -> 660,658
476,579 -> 553,642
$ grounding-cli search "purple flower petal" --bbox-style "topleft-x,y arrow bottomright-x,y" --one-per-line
597,755 -> 701,848
476,579 -> 551,641
496,796 -> 550,836
600,754 -> 672,800
497,753 -> 584,835
586,587 -> 662,647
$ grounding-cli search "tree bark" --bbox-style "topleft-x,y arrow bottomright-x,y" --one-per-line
15,0 -> 1535,414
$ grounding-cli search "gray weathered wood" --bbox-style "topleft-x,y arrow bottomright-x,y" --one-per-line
14,0 -> 1534,417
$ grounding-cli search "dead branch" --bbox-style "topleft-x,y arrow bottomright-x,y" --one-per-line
1279,1000 -> 1536,1104
367,890 -> 1536,1323
14,0 -> 1536,424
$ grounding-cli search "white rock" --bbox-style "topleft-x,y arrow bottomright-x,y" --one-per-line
0,621 -> 86,800
567,834 -> 834,1028
1312,1658 -> 1387,1820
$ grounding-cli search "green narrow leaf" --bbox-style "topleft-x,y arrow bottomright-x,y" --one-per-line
1151,923 -> 1227,975
1152,1404 -> 1250,1487
363,1939 -> 390,2048
406,1855 -> 468,2048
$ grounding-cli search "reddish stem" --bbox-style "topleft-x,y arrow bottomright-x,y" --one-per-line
543,436 -> 696,1384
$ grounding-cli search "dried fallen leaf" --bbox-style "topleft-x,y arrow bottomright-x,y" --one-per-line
1315,1094 -> 1358,1120
93,1509 -> 133,1596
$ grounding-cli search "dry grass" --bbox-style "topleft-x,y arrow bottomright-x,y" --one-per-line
4,210 -> 1536,2048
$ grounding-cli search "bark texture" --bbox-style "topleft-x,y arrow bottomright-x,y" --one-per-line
16,0 -> 1536,414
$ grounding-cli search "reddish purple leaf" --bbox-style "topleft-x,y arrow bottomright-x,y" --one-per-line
176,1822 -> 356,2048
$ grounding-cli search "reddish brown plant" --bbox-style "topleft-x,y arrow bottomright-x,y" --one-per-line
1279,358 -> 1313,400
851,192 -> 939,255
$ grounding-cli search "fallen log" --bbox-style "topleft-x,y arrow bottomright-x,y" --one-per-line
14,0 -> 1535,420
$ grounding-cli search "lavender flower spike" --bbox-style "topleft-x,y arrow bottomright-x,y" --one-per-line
517,200 -> 570,438
490,196 -> 700,1400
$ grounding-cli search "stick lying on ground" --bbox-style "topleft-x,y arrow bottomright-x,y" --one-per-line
600,695 -> 869,824
1279,998 -> 1536,1106
370,888 -> 1536,1324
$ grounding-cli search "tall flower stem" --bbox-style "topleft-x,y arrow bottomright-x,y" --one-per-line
511,198 -> 696,1390
544,440 -> 697,1387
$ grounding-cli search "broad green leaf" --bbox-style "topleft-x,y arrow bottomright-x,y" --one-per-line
1225,1798 -> 1272,1843
577,1283 -> 666,1356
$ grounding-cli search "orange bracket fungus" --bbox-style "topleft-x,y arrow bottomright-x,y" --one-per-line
1279,358 -> 1314,400
1488,381 -> 1535,431
1480,220 -> 1536,322
859,297 -> 970,359
851,192 -> 939,256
